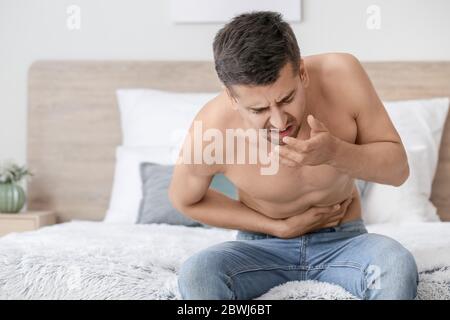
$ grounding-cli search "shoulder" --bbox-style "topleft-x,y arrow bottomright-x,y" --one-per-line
308,53 -> 374,116
192,90 -> 234,132
180,91 -> 232,175
308,52 -> 365,80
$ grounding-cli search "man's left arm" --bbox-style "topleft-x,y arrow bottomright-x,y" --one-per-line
329,54 -> 409,186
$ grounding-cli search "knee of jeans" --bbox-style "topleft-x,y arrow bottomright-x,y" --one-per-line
178,249 -> 230,299
366,236 -> 418,299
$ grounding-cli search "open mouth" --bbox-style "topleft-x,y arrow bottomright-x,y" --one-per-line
269,124 -> 294,145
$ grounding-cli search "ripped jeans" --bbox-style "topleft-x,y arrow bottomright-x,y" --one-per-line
178,219 -> 418,300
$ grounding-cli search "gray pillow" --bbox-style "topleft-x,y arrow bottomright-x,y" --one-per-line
137,163 -> 237,226
209,172 -> 238,200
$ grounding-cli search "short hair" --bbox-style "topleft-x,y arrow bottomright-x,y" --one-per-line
213,11 -> 301,91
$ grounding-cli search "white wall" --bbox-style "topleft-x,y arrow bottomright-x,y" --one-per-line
1,0 -> 450,166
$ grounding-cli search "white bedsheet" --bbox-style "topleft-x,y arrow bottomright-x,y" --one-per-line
0,221 -> 449,299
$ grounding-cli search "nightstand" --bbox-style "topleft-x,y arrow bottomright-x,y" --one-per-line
0,211 -> 56,236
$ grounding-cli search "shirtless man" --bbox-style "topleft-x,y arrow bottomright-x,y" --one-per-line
169,11 -> 418,300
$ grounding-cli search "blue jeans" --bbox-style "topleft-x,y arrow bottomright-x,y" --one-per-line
178,219 -> 418,300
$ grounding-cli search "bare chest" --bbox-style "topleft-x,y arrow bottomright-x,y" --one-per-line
224,104 -> 357,213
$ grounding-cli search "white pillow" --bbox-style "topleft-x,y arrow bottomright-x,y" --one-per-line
105,89 -> 218,224
362,98 -> 449,224
116,89 -> 218,147
103,145 -> 179,224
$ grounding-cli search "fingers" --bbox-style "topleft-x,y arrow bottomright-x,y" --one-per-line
312,201 -> 348,223
339,197 -> 354,214
311,203 -> 341,215
322,198 -> 353,223
311,217 -> 342,231
340,197 -> 353,208
320,209 -> 345,225
276,145 -> 304,164
281,137 -> 310,152
282,136 -> 322,153
327,210 -> 346,221
326,198 -> 353,218
311,196 -> 353,216
277,135 -> 322,165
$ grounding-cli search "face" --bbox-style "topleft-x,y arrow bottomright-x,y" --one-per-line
227,60 -> 309,145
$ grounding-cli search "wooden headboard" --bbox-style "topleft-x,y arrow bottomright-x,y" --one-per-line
27,61 -> 450,222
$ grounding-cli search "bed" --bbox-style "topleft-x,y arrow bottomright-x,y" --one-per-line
0,61 -> 450,299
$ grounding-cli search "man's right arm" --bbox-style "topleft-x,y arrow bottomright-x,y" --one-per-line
168,161 -> 282,235
168,161 -> 351,238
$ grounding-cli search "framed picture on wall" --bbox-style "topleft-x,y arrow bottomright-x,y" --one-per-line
170,0 -> 302,23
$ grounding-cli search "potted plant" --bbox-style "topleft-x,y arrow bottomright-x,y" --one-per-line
0,160 -> 32,213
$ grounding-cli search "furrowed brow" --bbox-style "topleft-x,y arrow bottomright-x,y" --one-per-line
244,89 -> 296,110
276,89 -> 296,103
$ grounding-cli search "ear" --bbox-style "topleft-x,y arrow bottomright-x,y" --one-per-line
299,59 -> 310,88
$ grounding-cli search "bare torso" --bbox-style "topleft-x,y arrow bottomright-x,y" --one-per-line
203,54 -> 362,223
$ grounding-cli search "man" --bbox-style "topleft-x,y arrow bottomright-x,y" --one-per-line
169,11 -> 418,300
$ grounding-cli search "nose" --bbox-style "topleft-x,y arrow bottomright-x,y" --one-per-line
269,107 -> 288,129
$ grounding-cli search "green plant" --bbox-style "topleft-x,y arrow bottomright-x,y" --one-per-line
0,160 -> 33,184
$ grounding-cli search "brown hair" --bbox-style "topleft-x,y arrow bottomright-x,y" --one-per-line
213,11 -> 301,91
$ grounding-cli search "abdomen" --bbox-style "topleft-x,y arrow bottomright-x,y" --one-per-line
238,177 -> 358,220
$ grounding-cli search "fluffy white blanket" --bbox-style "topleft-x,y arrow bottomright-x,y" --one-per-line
0,221 -> 449,299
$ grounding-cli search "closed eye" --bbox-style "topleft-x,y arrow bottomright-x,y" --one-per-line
250,107 -> 269,114
280,97 -> 294,105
